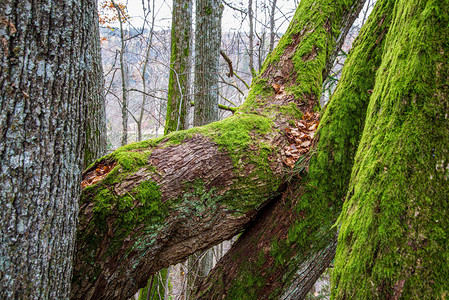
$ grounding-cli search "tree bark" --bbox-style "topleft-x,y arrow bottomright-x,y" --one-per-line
165,0 -> 193,134
70,0 -> 368,299
332,0 -> 449,298
248,0 -> 256,77
193,0 -> 223,126
268,0 -> 278,54
85,0 -> 108,166
113,1 -> 130,146
195,0 -> 394,298
0,0 -> 100,297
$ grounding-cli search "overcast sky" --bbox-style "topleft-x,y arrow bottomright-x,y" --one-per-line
115,0 -> 298,32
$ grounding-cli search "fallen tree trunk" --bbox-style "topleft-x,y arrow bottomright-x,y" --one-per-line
71,0 -> 368,298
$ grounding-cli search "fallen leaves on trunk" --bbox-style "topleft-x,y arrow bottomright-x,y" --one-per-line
283,112 -> 319,168
81,162 -> 116,188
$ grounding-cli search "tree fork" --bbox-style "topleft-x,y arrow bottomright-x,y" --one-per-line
71,0 -> 367,298
195,0 -> 394,298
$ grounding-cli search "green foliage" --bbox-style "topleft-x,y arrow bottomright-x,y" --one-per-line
332,0 -> 449,298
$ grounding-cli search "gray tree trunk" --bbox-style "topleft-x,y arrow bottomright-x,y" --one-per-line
164,0 -> 193,134
248,0 -> 256,77
0,0 -> 100,297
193,0 -> 223,126
113,1 -> 130,146
85,1 -> 107,166
268,0 -> 277,53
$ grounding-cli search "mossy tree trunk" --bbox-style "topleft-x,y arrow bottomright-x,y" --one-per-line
193,0 -> 223,126
332,0 -> 449,298
164,0 -> 193,135
195,0 -> 394,298
0,0 -> 101,298
70,0 -> 368,298
187,0 -> 224,294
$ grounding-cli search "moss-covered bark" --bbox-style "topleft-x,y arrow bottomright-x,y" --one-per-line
71,0 -> 367,297
193,0 -> 223,126
332,0 -> 449,298
164,0 -> 192,135
195,0 -> 395,298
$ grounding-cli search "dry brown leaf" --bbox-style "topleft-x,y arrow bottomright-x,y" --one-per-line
300,141 -> 311,148
308,123 -> 318,131
272,83 -> 281,93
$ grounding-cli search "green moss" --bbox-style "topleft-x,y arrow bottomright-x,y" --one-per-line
260,0 -> 397,293
332,0 -> 449,298
82,179 -> 166,261
277,103 -> 304,120
227,250 -> 269,299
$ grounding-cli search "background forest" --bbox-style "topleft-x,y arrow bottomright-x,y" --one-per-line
1,0 -> 447,299
99,0 -> 372,298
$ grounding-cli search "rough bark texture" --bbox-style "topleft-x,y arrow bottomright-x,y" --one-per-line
195,0 -> 394,298
332,0 -> 449,298
85,2 -> 107,166
70,0 -> 371,299
0,0 -> 99,298
193,0 -> 223,126
165,0 -> 193,134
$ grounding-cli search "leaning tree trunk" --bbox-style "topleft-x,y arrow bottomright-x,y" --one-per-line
0,0 -> 100,298
193,0 -> 223,127
164,0 -> 193,135
69,0 -> 369,299
332,0 -> 449,298
195,0 -> 394,298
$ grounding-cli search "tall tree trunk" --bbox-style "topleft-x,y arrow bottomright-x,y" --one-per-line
113,1 -> 129,146
0,0 -> 100,297
137,0 -> 156,142
268,0 -> 277,54
193,0 -> 223,126
248,0 -> 256,77
164,0 -> 193,135
70,0 -> 367,298
85,0 -> 108,166
332,0 -> 449,298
